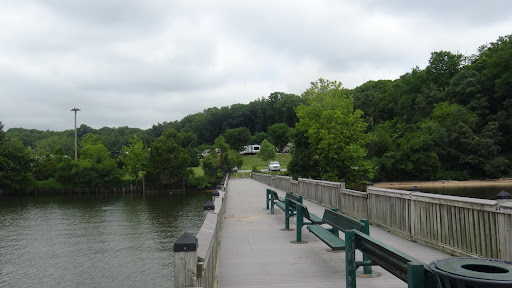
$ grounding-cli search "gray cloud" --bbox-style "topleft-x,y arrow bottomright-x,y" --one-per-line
1,0 -> 511,131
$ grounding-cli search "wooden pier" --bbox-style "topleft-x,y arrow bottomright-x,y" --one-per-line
217,178 -> 450,288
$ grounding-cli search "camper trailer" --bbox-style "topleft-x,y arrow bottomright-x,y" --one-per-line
240,145 -> 260,155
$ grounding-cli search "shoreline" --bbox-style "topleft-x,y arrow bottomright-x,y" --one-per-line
373,178 -> 512,189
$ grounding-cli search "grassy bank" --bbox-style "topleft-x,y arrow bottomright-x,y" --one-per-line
190,153 -> 292,177
239,153 -> 291,171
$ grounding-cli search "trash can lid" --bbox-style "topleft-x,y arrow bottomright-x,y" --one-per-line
431,258 -> 512,281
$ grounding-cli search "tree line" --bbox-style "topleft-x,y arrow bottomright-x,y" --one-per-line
1,34 -> 511,192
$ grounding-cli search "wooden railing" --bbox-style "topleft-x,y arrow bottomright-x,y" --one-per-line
251,173 -> 512,261
173,176 -> 228,288
367,187 -> 412,238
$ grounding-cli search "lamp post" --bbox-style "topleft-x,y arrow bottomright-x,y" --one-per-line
71,108 -> 80,159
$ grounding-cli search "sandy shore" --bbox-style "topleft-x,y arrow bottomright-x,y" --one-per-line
374,178 -> 512,189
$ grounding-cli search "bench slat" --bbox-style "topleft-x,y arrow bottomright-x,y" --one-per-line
323,209 -> 363,232
275,202 -> 286,211
307,225 -> 346,250
308,213 -> 323,224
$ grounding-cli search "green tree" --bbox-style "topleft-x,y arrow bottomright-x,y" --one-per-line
202,136 -> 242,181
35,134 -> 74,157
267,123 -> 291,152
250,132 -> 268,145
288,126 -> 320,179
223,127 -> 251,152
426,51 -> 464,91
0,122 -> 4,141
258,139 -> 277,163
121,135 -> 148,187
352,80 -> 396,130
214,136 -> 242,173
295,79 -> 373,183
430,102 -> 505,178
147,129 -> 191,186
33,154 -> 61,181
376,121 -> 441,181
75,134 -> 121,187
0,130 -> 34,191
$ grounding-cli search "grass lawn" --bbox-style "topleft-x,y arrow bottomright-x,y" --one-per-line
240,153 -> 291,171
190,153 -> 292,176
191,165 -> 204,177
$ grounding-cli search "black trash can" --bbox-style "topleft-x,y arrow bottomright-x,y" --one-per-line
429,257 -> 512,288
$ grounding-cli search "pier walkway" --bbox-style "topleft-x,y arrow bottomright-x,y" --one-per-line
217,178 -> 450,288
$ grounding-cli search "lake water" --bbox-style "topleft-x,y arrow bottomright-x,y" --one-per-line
0,192 -> 211,288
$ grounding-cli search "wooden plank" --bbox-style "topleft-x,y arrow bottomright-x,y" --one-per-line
174,250 -> 198,288
489,212 -> 497,258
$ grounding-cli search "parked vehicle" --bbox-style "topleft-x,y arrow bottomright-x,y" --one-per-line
268,161 -> 281,171
240,144 -> 261,155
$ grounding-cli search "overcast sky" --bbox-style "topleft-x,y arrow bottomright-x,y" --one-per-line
1,0 -> 511,131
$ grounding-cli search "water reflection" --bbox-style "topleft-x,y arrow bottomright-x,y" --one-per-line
0,192 -> 211,288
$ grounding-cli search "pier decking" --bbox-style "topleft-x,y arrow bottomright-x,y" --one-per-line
217,178 -> 450,288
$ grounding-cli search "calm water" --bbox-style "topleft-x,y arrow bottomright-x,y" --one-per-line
0,192 -> 211,288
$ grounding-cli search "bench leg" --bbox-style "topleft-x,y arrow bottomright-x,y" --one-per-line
291,205 -> 306,243
270,195 -> 275,214
296,205 -> 302,242
345,230 -> 357,288
266,189 -> 270,210
407,262 -> 425,288
360,219 -> 372,276
285,199 -> 290,230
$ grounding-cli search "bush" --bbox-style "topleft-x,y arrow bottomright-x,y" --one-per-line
35,178 -> 65,191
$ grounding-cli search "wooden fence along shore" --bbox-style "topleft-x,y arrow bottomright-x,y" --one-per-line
251,173 -> 512,261
173,176 -> 228,288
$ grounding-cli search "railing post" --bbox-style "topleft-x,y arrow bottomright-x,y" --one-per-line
173,232 -> 198,288
212,190 -> 220,202
497,191 -> 512,209
204,200 -> 215,217
497,191 -> 512,260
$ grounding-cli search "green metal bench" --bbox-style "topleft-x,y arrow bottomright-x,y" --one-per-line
307,209 -> 374,276
345,230 -> 437,288
290,202 -> 324,243
306,209 -> 369,251
266,189 -> 284,210
267,190 -> 302,230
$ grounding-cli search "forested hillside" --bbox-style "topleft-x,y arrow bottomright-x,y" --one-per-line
1,35 -> 511,192
352,35 -> 512,181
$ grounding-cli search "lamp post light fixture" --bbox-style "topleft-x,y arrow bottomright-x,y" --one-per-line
71,107 -> 80,159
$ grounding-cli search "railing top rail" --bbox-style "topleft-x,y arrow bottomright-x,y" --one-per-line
196,212 -> 218,263
298,178 -> 343,187
274,175 -> 292,180
367,187 -> 412,197
340,188 -> 367,197
500,201 -> 512,210
412,191 -> 497,206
